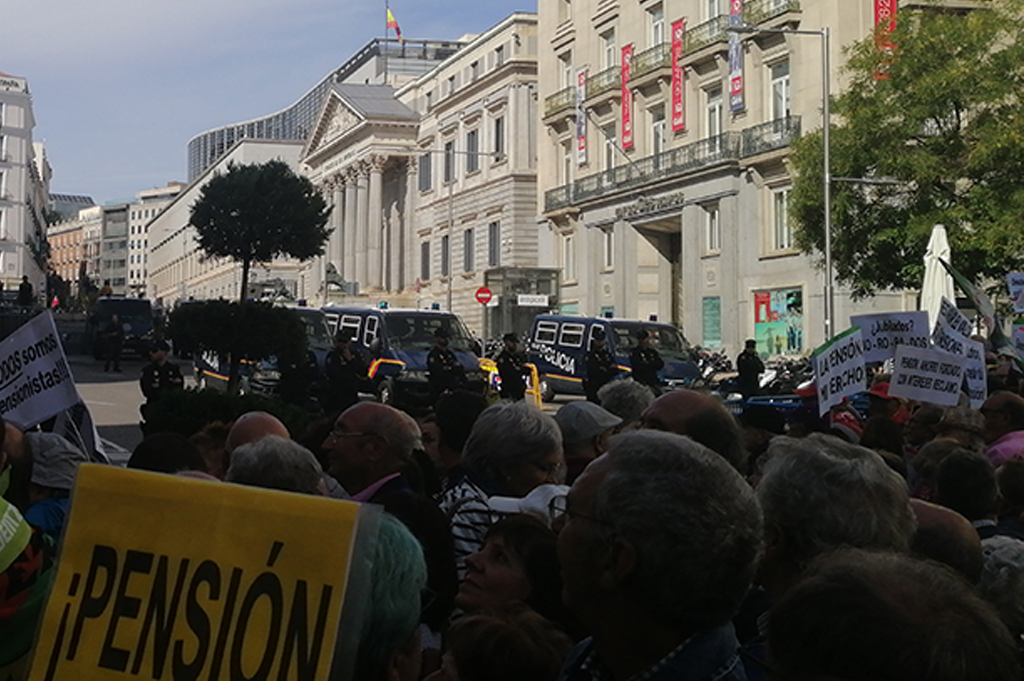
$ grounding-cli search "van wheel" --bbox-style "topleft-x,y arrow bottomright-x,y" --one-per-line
377,378 -> 395,405
539,375 -> 555,403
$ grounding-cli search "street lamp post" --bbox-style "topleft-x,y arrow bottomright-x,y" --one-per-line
729,23 -> 833,340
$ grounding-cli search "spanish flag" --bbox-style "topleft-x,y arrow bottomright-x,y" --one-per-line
386,8 -> 403,43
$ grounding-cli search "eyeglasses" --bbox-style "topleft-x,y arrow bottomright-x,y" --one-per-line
549,494 -> 611,526
325,429 -> 376,441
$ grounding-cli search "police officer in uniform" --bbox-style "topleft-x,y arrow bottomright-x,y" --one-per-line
427,327 -> 466,405
584,327 -> 619,403
631,328 -> 664,392
140,340 -> 184,419
495,332 -> 530,401
325,328 -> 367,413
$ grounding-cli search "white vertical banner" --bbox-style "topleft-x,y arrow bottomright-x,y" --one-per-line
1008,272 -> 1024,313
728,0 -> 745,112
812,327 -> 866,416
575,67 -> 588,166
962,338 -> 987,409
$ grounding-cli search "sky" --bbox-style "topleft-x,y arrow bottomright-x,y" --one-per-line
2,0 -> 529,204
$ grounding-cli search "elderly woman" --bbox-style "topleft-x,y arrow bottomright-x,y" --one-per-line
438,402 -> 564,580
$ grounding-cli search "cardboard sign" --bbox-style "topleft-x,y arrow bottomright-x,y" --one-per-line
813,327 -> 866,416
889,345 -> 964,407
1013,325 -> 1024,357
0,311 -> 81,429
1008,272 -> 1024,313
932,314 -> 970,357
934,297 -> 973,338
849,311 -> 929,363
962,338 -> 987,409
29,466 -> 366,681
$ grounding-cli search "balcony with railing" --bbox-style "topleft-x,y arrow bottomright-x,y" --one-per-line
631,43 -> 672,81
744,0 -> 801,25
543,116 -> 801,213
684,15 -> 729,54
544,86 -> 575,118
586,66 -> 621,99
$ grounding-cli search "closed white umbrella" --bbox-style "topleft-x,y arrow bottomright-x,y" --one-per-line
920,224 -> 955,332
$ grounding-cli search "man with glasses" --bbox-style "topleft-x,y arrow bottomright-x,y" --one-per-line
981,392 -> 1024,466
555,430 -> 762,681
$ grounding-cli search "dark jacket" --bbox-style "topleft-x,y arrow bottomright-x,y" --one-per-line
140,361 -> 184,402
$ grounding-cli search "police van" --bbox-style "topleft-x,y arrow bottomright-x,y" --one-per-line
321,305 -> 487,407
526,314 -> 699,400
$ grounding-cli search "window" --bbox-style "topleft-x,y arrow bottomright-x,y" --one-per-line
419,153 -> 432,191
535,321 -> 559,344
562,142 -> 573,184
651,107 -> 666,155
443,140 -> 454,182
560,323 -> 586,347
463,228 -> 474,271
558,0 -> 571,23
560,52 -> 573,88
421,241 -> 431,280
493,116 -> 505,157
603,125 -> 617,172
650,4 -> 665,46
602,30 -> 617,70
495,45 -> 505,68
603,228 -> 614,269
488,221 -> 501,266
770,60 -> 791,121
704,203 -> 721,252
706,87 -> 723,138
563,233 -> 576,281
772,188 -> 792,251
466,129 -> 479,172
441,234 -> 450,276
708,0 -> 723,18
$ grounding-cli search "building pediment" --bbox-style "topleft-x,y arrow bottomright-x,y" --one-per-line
305,94 -> 365,160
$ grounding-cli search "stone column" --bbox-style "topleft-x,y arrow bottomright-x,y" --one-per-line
367,155 -> 386,290
330,176 -> 344,273
354,162 -> 369,288
343,168 -> 358,283
402,157 -> 418,292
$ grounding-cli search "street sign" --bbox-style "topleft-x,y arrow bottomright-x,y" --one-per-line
475,287 -> 493,305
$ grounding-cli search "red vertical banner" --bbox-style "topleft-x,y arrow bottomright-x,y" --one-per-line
671,19 -> 686,132
621,44 -> 633,150
874,0 -> 897,79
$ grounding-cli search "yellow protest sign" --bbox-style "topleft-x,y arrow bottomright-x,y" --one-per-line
28,465 -> 363,681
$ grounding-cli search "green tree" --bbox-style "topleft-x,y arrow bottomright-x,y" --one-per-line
790,0 -> 1024,297
189,160 -> 332,304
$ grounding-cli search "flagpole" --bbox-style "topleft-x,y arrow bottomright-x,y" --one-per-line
383,0 -> 390,85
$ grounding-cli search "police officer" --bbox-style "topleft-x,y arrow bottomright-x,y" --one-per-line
140,340 -> 184,418
325,328 -> 367,413
495,332 -> 530,401
736,338 -> 765,400
427,327 -> 465,404
584,327 -> 619,403
631,329 -> 664,392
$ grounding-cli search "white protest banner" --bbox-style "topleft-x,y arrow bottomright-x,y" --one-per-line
813,327 -> 866,416
850,311 -> 929,363
1008,272 -> 1024,314
889,345 -> 964,407
962,338 -> 987,409
935,297 -> 973,338
0,311 -> 80,429
932,314 -> 969,357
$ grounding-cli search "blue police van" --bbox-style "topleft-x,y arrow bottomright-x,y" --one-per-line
526,314 -> 699,400
321,305 -> 487,407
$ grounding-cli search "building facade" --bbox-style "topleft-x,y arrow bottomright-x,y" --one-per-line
148,141 -> 306,305
128,183 -> 183,297
0,72 -> 49,299
47,216 -> 83,299
302,13 -> 552,337
537,0 -> 910,357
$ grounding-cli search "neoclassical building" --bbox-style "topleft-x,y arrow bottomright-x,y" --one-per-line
303,12 -> 554,337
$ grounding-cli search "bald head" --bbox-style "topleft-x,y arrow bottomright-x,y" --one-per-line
226,411 -> 290,453
910,499 -> 983,584
641,390 -> 746,471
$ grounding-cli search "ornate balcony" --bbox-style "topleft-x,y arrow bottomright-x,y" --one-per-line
630,43 -> 671,80
586,66 -> 621,99
684,15 -> 729,54
741,115 -> 802,157
744,0 -> 801,25
544,86 -> 575,118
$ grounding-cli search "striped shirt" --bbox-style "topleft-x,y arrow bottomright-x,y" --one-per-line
439,477 -> 508,581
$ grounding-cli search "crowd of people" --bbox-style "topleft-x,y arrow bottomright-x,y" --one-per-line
3,338 -> 1024,680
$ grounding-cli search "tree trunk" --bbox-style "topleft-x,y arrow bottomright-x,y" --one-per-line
228,258 -> 252,393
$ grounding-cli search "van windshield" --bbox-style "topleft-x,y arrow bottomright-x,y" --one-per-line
385,314 -> 475,352
611,323 -> 692,361
295,310 -> 333,350
95,299 -> 153,324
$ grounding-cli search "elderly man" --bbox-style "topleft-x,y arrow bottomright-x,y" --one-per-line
554,401 -> 621,484
557,430 -> 762,681
225,435 -> 325,495
756,434 -> 917,605
982,391 -> 1024,466
324,402 -> 457,633
597,379 -> 654,431
641,389 -> 747,472
225,411 -> 290,452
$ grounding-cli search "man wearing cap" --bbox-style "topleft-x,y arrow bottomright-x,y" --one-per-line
554,401 -> 622,484
630,329 -> 664,392
494,333 -> 529,401
139,341 -> 184,419
325,328 -> 367,413
427,327 -> 465,405
736,339 -> 765,400
867,381 -> 910,424
584,327 -> 619,403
